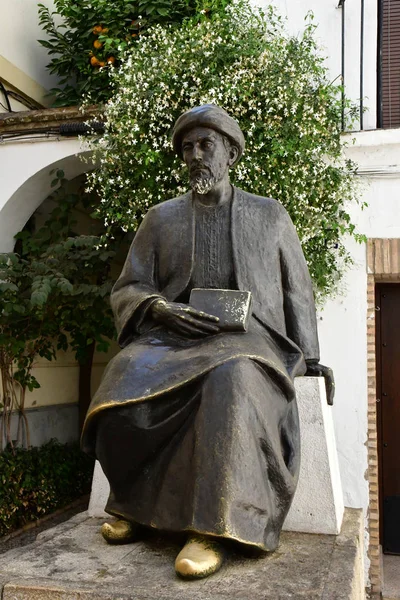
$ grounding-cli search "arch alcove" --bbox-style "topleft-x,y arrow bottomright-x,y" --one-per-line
0,137 -> 100,447
0,138 -> 95,252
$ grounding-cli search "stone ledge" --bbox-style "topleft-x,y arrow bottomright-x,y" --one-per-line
0,508 -> 365,599
322,509 -> 365,600
0,105 -> 102,135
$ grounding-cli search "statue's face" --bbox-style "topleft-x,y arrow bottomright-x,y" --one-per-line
182,126 -> 232,195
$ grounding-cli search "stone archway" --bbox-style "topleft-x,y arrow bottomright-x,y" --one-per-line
0,138 -> 95,252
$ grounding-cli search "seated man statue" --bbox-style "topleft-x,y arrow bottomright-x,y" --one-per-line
82,104 -> 334,580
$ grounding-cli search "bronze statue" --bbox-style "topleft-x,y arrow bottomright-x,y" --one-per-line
82,105 -> 334,579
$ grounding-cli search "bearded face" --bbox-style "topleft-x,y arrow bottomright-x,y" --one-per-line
182,127 -> 232,195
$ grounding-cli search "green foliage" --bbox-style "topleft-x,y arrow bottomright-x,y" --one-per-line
13,171 -> 119,363
87,0 -> 363,300
38,0 -> 231,106
0,440 -> 94,537
0,173 -> 121,448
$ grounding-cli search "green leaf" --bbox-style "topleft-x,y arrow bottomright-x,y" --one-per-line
30,291 -> 48,306
57,278 -> 73,294
11,304 -> 25,314
0,282 -> 18,293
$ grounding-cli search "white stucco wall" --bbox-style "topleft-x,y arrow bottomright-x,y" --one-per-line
0,0 -> 57,92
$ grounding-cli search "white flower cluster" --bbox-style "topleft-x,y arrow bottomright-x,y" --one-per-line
86,0 -> 361,299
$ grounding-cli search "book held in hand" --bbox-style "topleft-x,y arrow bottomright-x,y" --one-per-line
189,288 -> 253,332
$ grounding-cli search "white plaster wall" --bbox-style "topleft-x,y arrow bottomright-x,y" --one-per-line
317,238 -> 369,510
0,0 -> 57,91
252,0 -> 377,130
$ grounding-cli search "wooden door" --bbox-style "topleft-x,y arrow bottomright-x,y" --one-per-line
376,283 -> 400,554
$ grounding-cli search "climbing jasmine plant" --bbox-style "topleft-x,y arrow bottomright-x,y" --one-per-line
86,0 -> 363,299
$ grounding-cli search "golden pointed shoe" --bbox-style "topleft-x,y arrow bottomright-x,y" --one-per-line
175,535 -> 225,579
101,519 -> 138,545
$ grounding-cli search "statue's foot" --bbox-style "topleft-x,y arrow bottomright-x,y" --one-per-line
101,519 -> 138,545
175,535 -> 225,579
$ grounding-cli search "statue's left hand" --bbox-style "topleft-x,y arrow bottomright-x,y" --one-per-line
305,361 -> 335,406
151,299 -> 220,338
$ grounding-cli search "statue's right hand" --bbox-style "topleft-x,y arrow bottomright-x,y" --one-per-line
151,299 -> 220,338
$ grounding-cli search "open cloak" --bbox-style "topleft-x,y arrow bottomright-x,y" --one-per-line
82,186 -> 319,446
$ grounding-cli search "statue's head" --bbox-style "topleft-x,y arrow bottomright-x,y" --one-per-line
172,105 -> 245,195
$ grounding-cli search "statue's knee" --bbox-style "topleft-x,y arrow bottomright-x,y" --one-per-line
205,357 -> 253,391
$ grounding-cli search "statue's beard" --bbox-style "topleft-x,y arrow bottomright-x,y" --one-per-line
189,165 -> 223,195
190,172 -> 217,195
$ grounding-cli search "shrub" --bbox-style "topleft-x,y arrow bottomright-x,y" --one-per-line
38,0 -> 231,106
86,0 -> 363,301
0,440 -> 94,537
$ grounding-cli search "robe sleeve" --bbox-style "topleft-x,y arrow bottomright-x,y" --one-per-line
278,208 -> 320,361
110,208 -> 165,347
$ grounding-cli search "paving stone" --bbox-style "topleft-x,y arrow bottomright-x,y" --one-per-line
383,554 -> 400,600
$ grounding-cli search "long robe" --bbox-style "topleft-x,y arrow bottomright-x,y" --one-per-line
82,187 -> 319,552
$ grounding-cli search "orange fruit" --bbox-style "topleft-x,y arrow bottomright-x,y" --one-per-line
90,56 -> 100,66
93,25 -> 103,34
99,61 -> 106,67
101,27 -> 109,34
94,40 -> 103,49
131,33 -> 138,37
106,56 -> 115,64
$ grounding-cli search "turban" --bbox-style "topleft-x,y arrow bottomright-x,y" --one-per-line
172,104 -> 245,166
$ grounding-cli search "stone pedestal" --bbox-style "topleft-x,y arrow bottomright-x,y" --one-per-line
0,509 -> 365,599
88,377 -> 344,535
